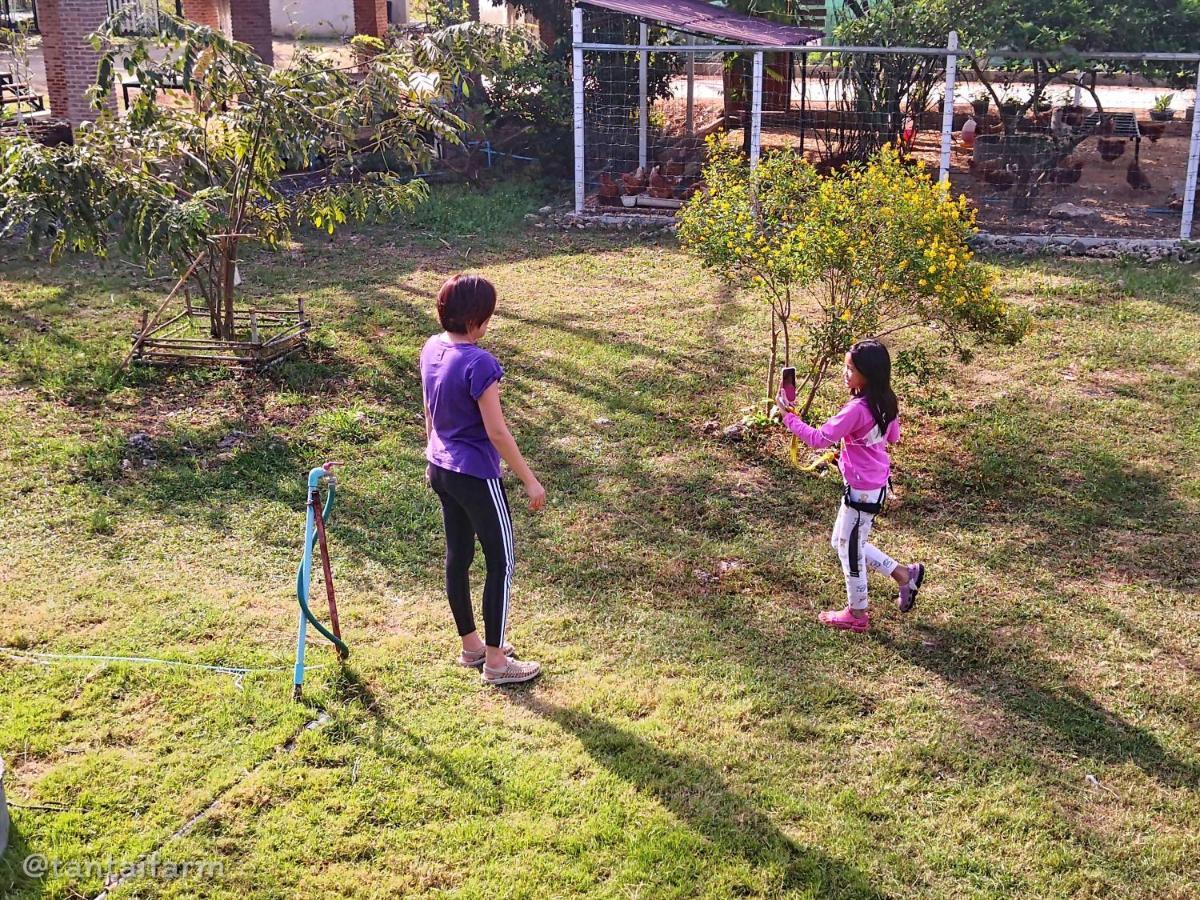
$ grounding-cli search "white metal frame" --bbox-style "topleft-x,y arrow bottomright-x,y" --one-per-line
937,31 -> 958,183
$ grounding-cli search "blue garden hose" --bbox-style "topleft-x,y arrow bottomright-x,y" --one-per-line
293,463 -> 348,700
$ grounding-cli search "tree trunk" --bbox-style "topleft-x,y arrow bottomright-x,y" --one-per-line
799,355 -> 830,421
765,309 -> 779,415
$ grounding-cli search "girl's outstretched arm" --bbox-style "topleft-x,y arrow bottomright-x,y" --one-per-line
776,393 -> 860,450
477,383 -> 546,511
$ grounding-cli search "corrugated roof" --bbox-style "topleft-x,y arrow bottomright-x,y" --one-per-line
578,0 -> 823,46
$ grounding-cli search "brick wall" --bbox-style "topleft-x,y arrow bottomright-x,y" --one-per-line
38,0 -> 117,127
353,0 -> 388,37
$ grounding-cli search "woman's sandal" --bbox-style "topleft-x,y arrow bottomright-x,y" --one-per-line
457,642 -> 516,668
481,658 -> 542,686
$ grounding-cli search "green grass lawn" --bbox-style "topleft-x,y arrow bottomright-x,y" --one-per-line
1,181 -> 1198,898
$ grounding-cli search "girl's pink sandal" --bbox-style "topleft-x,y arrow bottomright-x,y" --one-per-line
818,606 -> 870,633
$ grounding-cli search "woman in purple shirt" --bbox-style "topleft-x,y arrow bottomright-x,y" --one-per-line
421,274 -> 545,685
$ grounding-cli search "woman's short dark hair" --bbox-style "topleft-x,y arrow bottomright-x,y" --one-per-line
437,274 -> 497,334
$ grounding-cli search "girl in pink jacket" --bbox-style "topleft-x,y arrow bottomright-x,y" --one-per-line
776,340 -> 925,632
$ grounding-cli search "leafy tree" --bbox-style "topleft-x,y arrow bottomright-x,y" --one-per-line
829,0 -> 953,160
0,15 -> 511,344
678,139 -> 1026,416
954,0 -> 1200,114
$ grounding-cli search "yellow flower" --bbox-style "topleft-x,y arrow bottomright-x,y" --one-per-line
840,309 -> 852,321
918,278 -> 927,286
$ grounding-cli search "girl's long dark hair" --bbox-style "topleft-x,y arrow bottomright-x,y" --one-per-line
849,339 -> 899,435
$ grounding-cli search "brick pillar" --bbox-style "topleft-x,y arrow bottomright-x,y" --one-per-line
182,0 -> 272,66
229,0 -> 274,66
353,0 -> 388,37
181,0 -> 225,31
38,0 -> 117,127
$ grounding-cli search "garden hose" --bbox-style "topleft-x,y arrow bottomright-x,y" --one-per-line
293,463 -> 348,700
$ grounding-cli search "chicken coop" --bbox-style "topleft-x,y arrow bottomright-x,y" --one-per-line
570,0 -> 824,219
571,2 -> 1200,241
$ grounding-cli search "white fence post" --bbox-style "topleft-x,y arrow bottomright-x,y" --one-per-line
938,30 -> 958,183
1181,62 -> 1200,239
573,7 -> 585,214
750,50 -> 763,168
639,21 -> 649,170
686,40 -> 695,136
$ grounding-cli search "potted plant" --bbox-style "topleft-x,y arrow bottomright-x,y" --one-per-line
998,90 -> 1022,131
1150,93 -> 1176,122
971,91 -> 991,118
1061,95 -> 1087,127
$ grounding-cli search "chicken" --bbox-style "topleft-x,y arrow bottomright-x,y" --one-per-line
648,165 -> 679,200
1098,138 -> 1126,163
968,156 -> 1003,179
1126,142 -> 1152,191
1100,115 -> 1116,135
1050,161 -> 1084,184
679,180 -> 706,202
983,166 -> 1016,190
597,171 -> 621,205
1139,121 -> 1166,143
663,159 -> 686,177
1126,161 -> 1152,191
620,166 -> 647,195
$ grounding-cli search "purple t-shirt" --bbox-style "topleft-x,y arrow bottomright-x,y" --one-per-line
420,334 -> 504,480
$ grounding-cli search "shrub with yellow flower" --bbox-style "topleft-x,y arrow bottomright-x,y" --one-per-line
678,140 -> 1028,417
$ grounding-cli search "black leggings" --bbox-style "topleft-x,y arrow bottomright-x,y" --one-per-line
429,464 -> 514,648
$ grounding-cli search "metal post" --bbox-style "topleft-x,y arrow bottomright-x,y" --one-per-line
572,7 -> 585,214
938,30 -> 958,183
1181,62 -> 1200,239
800,52 -> 808,155
686,41 -> 695,137
638,21 -> 649,170
750,51 -> 763,168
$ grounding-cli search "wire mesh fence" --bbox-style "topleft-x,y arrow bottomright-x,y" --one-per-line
948,62 -> 1195,238
574,5 -> 1200,239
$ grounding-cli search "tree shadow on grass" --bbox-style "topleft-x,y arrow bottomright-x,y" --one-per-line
877,622 -> 1200,789
518,696 -> 884,898
909,394 -> 1200,593
0,818 -> 44,900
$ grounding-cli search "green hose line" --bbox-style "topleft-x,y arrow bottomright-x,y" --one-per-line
296,481 -> 349,660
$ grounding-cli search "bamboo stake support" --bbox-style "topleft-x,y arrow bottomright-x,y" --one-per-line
121,250 -> 209,370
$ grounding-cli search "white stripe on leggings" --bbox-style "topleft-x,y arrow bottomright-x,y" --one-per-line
486,478 -> 514,646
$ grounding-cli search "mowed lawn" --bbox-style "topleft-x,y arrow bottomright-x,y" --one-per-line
1,182 -> 1198,898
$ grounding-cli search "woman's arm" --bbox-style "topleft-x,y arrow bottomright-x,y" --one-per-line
423,403 -> 432,482
477,383 -> 546,511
